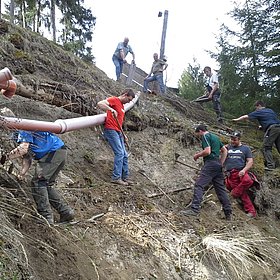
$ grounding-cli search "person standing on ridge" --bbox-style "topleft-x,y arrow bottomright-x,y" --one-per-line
143,53 -> 168,95
233,100 -> 280,171
112,37 -> 135,81
224,131 -> 257,218
97,89 -> 135,186
180,125 -> 232,220
1,130 -> 75,225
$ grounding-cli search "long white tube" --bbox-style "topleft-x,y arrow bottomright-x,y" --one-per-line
0,93 -> 140,134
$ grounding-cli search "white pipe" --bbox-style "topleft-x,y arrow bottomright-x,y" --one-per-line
0,93 -> 140,134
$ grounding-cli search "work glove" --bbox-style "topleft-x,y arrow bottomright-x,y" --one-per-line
0,154 -> 7,165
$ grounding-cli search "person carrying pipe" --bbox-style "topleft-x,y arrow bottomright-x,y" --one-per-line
97,89 -> 135,186
0,67 -> 17,98
112,37 -> 135,81
1,131 -> 75,225
180,124 -> 232,220
224,131 -> 258,218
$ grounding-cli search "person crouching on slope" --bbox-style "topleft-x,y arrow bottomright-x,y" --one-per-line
224,131 -> 257,218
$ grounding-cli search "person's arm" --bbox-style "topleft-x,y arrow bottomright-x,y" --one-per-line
193,146 -> 211,161
8,142 -> 29,160
208,82 -> 218,99
131,51 -> 135,63
163,62 -> 168,71
97,99 -> 117,116
220,146 -> 228,165
232,115 -> 249,121
239,158 -> 253,177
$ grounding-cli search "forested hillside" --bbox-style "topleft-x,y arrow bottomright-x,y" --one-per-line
1,17 -> 280,280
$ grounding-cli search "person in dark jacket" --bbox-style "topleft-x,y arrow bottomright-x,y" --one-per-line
2,131 -> 74,225
224,131 -> 256,218
233,100 -> 280,171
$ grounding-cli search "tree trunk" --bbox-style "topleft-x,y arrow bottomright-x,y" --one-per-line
51,0 -> 56,42
10,0 -> 15,24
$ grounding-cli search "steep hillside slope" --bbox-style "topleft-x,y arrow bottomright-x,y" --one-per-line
1,20 -> 280,280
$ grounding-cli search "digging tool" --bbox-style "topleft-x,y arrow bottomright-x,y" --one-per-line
113,113 -> 130,151
174,153 -> 200,171
138,169 -> 175,204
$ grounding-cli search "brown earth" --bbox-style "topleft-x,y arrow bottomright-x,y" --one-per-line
1,20 -> 280,280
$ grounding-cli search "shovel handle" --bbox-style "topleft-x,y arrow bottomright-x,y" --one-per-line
113,114 -> 130,150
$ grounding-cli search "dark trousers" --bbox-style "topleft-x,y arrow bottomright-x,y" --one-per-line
32,148 -> 71,221
212,90 -> 222,120
191,159 -> 232,216
263,125 -> 280,168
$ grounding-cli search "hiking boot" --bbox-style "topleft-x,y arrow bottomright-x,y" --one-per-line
111,178 -> 128,186
180,209 -> 199,217
59,209 -> 75,223
246,212 -> 256,218
123,178 -> 134,185
225,215 -> 232,221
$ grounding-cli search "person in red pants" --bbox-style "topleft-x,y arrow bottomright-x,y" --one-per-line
224,132 -> 257,218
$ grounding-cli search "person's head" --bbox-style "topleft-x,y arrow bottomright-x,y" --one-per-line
254,100 -> 265,110
119,88 -> 135,104
123,37 -> 129,46
153,53 -> 159,61
195,124 -> 208,136
203,66 -> 212,77
229,131 -> 241,147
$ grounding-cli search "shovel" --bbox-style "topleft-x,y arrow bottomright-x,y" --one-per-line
113,114 -> 130,152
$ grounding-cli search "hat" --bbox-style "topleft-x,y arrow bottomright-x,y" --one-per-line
230,131 -> 241,138
195,124 -> 207,132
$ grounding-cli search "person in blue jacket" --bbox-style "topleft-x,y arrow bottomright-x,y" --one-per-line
112,37 -> 135,81
233,100 -> 280,171
2,131 -> 75,225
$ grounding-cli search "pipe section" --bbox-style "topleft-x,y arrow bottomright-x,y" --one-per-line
0,68 -> 17,99
0,92 -> 140,134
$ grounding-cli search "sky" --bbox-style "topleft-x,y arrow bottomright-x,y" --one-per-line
1,0 -> 244,88
84,0 -> 244,87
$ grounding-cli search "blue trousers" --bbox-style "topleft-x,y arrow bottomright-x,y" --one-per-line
104,128 -> 129,180
143,73 -> 165,94
112,55 -> 124,80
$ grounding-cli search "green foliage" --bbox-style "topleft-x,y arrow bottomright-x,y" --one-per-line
59,2 -> 96,63
178,59 -> 205,101
211,0 -> 280,115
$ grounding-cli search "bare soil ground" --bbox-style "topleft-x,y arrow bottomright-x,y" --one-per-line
1,20 -> 280,280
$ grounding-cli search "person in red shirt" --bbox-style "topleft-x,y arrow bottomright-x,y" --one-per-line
97,89 -> 135,185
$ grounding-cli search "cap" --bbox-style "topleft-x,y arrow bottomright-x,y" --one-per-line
195,124 -> 207,132
230,131 -> 241,138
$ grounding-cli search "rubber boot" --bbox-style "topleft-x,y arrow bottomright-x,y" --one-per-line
32,184 -> 54,225
47,186 -> 74,223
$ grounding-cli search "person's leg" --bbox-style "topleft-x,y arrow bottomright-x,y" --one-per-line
190,162 -> 215,213
104,129 -> 125,180
143,75 -> 156,93
275,128 -> 280,154
232,173 -> 256,216
212,91 -> 223,123
263,127 -> 280,168
32,162 -> 54,224
155,74 -> 165,94
37,149 -> 74,222
112,55 -> 121,80
212,168 -> 232,217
